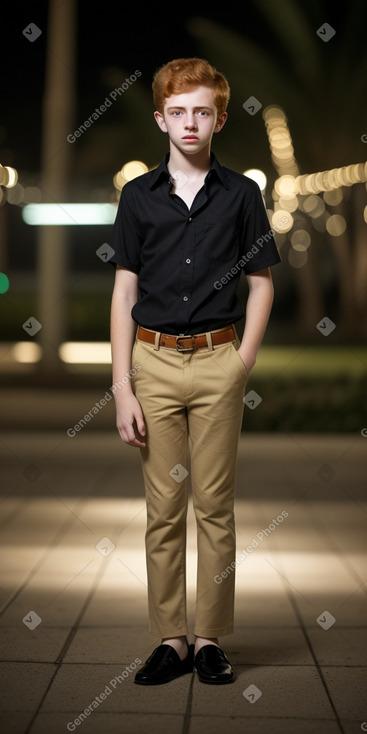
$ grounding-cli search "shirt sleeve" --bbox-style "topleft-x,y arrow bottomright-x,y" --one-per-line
107,183 -> 142,273
240,181 -> 281,274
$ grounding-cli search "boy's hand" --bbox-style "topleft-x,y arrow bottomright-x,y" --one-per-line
238,268 -> 275,375
115,393 -> 146,448
237,348 -> 256,374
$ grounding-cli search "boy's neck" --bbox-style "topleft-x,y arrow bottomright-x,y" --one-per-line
167,144 -> 211,181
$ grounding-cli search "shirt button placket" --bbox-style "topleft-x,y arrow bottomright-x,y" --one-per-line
178,213 -> 194,331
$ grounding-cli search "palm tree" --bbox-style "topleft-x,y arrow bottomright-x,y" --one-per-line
184,0 -> 367,339
75,0 -> 367,340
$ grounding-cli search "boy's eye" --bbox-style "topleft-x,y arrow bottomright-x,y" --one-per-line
170,110 -> 210,117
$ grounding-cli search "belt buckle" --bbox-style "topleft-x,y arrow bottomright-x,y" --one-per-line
176,335 -> 195,352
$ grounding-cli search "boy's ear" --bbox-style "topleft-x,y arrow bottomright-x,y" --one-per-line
154,110 -> 168,133
214,111 -> 228,133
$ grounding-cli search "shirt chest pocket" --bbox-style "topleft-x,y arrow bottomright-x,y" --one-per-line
194,213 -> 239,262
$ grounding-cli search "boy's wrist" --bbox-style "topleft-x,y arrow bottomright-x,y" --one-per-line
111,377 -> 134,400
113,389 -> 135,406
237,347 -> 257,372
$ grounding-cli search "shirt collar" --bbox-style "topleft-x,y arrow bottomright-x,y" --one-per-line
148,151 -> 229,190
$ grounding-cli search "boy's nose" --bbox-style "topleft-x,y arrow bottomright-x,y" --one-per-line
185,116 -> 198,129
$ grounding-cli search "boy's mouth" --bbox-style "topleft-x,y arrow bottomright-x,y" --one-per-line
182,135 -> 199,141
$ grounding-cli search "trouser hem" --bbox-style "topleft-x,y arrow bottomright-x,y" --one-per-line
149,626 -> 189,638
193,625 -> 234,637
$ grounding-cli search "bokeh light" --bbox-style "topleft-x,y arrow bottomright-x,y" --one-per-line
303,195 -> 325,218
22,203 -> 117,225
271,209 -> 293,233
263,106 -> 299,177
0,165 -> 18,188
12,342 -> 42,363
4,166 -> 18,188
323,189 -> 343,206
6,183 -> 24,205
23,186 -> 42,203
288,248 -> 308,268
291,230 -> 311,251
311,212 -> 330,232
295,160 -> 367,194
121,160 -> 148,181
326,214 -> 347,236
278,195 -> 299,212
113,170 -> 125,191
0,273 -> 10,294
243,168 -> 267,191
114,160 -> 149,193
275,175 -> 296,197
0,165 -> 8,186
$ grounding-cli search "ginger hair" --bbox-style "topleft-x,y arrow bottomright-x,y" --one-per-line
152,58 -> 230,116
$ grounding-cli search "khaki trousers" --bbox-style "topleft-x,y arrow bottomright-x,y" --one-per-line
130,324 -> 249,638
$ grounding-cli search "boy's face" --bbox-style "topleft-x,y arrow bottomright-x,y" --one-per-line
154,86 -> 227,155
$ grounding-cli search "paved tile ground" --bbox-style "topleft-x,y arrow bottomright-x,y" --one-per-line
0,430 -> 366,734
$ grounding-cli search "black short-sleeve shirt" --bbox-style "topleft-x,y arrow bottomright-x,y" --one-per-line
109,152 -> 281,335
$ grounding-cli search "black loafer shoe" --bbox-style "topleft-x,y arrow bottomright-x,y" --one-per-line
194,644 -> 235,684
134,642 -> 194,685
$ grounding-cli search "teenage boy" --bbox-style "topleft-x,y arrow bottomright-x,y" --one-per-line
109,58 -> 281,685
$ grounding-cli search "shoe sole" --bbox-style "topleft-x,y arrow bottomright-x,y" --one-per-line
195,669 -> 236,684
196,675 -> 235,684
134,667 -> 193,685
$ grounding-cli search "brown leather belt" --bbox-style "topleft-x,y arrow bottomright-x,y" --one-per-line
137,324 -> 236,351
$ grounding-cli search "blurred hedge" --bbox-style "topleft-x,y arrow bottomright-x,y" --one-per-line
241,375 -> 366,432
1,293 -> 366,433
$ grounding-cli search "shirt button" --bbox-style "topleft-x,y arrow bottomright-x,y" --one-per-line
186,258 -> 191,264
183,296 -> 189,301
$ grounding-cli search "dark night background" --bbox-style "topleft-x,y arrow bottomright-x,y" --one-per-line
1,9 -> 366,731
1,0 -> 367,430
3,1 -> 364,174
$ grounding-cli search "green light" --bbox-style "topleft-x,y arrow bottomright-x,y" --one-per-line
22,203 -> 117,226
0,273 -> 10,293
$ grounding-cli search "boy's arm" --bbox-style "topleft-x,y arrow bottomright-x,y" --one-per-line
110,265 -> 146,448
237,267 -> 275,373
